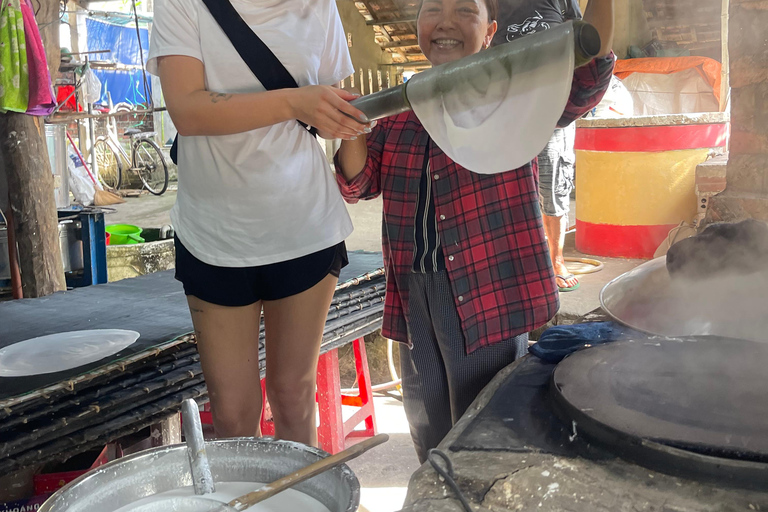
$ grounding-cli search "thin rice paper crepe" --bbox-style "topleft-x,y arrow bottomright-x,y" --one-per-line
407,24 -> 575,174
0,329 -> 140,377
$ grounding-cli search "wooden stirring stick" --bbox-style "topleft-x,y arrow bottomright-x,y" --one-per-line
228,434 -> 389,511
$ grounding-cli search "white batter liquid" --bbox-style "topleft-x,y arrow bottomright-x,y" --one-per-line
112,482 -> 332,512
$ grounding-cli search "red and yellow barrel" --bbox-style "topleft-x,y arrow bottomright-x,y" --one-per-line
574,114 -> 729,259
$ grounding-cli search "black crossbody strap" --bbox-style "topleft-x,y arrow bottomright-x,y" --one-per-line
202,0 -> 301,94
170,0 -> 315,164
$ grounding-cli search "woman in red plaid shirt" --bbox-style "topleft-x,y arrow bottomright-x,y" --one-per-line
336,0 -> 614,462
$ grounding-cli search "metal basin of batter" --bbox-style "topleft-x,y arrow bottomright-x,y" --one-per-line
39,438 -> 360,512
600,256 -> 768,342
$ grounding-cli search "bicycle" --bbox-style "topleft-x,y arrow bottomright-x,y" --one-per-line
93,102 -> 169,196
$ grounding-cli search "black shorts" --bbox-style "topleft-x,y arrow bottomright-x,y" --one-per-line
174,236 -> 348,307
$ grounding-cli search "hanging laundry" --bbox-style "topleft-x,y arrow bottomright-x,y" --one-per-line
0,0 -> 29,113
21,0 -> 55,115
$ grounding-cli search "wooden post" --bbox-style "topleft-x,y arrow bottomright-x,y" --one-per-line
0,114 -> 66,297
0,0 -> 66,297
720,0 -> 730,112
150,413 -> 182,447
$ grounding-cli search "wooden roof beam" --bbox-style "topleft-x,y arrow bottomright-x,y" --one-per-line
367,17 -> 417,25
381,40 -> 420,48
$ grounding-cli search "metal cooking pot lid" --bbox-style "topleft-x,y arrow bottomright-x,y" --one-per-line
0,329 -> 140,377
600,257 -> 768,342
552,337 -> 768,460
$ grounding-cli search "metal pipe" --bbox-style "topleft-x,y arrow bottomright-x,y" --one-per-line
47,107 -> 167,124
87,103 -> 97,179
348,85 -> 412,124
350,20 -> 601,123
5,208 -> 23,299
181,399 -> 216,495
573,21 -> 601,67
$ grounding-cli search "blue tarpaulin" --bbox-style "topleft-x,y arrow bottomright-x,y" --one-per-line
85,18 -> 151,105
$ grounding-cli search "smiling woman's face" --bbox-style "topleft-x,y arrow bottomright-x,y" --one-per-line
417,0 -> 497,66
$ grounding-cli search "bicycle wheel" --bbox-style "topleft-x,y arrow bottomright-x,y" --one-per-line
94,138 -> 123,190
133,138 -> 169,195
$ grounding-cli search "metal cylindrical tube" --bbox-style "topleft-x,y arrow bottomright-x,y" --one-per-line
87,104 -> 97,177
181,399 -> 216,495
573,21 -> 602,68
347,21 -> 601,123
349,83 -> 410,124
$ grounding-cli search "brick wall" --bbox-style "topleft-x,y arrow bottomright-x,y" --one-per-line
727,0 -> 768,196
642,0 -> 723,60
706,0 -> 768,223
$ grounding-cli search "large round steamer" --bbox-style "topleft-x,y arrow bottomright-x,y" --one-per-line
551,336 -> 768,488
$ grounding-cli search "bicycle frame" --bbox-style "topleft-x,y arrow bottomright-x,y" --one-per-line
104,112 -> 158,171
94,92 -> 169,196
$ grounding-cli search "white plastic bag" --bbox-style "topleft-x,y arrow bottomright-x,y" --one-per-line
622,69 -> 719,115
592,76 -> 634,118
82,68 -> 102,105
67,145 -> 96,206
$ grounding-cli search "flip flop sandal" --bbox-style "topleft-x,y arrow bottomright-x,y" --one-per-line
557,273 -> 580,292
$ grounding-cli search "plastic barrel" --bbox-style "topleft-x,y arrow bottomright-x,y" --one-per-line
574,113 -> 728,259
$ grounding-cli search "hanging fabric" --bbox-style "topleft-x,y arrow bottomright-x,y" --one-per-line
21,0 -> 55,115
0,0 -> 30,113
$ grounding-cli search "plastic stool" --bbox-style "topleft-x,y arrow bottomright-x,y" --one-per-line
317,338 -> 378,453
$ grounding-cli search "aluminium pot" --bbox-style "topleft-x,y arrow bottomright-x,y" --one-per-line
39,438 -> 360,512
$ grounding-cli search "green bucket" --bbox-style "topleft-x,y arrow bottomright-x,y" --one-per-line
106,224 -> 145,245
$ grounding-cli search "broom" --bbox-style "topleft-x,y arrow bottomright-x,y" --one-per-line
66,131 -> 125,206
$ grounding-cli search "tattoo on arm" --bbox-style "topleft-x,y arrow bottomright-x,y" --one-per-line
209,92 -> 233,103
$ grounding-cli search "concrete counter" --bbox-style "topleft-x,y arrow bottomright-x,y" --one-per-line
400,353 -> 768,511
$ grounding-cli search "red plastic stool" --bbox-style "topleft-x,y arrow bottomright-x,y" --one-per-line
316,338 -> 378,453
259,380 -> 274,436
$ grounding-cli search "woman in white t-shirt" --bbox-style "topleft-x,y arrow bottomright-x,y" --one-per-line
147,0 -> 370,445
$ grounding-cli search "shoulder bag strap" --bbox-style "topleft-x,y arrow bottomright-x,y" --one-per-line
170,0 -> 316,164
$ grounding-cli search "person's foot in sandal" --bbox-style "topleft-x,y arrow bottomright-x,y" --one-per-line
556,273 -> 580,292
554,259 -> 580,292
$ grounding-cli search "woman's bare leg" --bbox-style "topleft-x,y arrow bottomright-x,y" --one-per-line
263,273 -> 338,446
188,296 -> 263,438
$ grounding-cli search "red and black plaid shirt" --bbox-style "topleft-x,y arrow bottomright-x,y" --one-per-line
337,54 -> 615,354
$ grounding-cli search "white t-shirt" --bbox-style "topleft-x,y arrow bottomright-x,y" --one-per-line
147,0 -> 354,267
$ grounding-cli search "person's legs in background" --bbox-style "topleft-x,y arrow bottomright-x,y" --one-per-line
400,272 -> 454,464
400,271 -> 529,463
539,124 -> 578,291
425,271 -> 528,423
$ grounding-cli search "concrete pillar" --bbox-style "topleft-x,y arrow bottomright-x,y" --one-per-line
706,0 -> 768,223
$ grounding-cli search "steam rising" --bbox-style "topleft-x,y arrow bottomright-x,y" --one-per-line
602,219 -> 768,343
